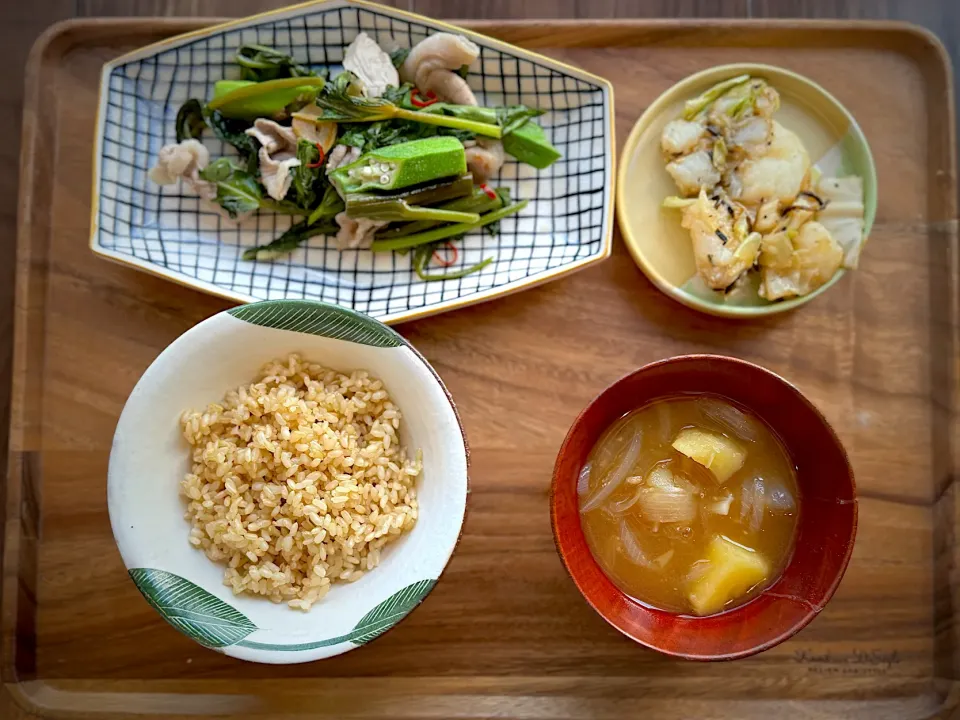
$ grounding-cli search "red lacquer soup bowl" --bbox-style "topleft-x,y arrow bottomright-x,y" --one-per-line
550,355 -> 857,660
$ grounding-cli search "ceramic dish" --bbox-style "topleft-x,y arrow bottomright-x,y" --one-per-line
551,355 -> 857,660
90,0 -> 615,324
108,299 -> 468,664
617,64 -> 877,317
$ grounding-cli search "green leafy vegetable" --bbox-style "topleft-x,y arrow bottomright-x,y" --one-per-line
307,185 -> 345,226
207,76 -> 326,120
381,83 -> 414,106
337,118 -> 474,154
411,244 -> 438,274
198,158 -> 263,218
293,140 -> 322,209
421,103 -> 494,124
302,86 -> 503,138
319,88 -> 546,154
411,240 -> 494,281
200,160 -> 261,217
345,175 -> 475,220
209,80 -> 318,119
413,246 -> 493,281
422,104 -> 543,136
261,198 -> 311,216
201,159 -> 307,218
501,120 -> 561,169
205,110 -> 260,174
371,198 -> 529,252
235,44 -> 321,82
347,197 -> 478,223
376,187 -> 507,240
242,216 -> 339,260
495,105 -> 546,135
351,174 -> 473,207
175,99 -> 206,142
337,122 -> 401,152
456,64 -> 470,80
335,102 -> 542,151
389,48 -> 411,69
212,80 -> 255,99
155,41 -> 551,282
330,70 -> 365,97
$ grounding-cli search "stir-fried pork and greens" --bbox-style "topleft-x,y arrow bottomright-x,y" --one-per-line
660,75 -> 865,301
149,32 -> 560,281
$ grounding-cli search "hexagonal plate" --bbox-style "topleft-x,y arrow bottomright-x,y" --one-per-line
91,0 -> 614,323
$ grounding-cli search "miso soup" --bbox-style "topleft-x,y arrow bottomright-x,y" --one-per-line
578,395 -> 799,616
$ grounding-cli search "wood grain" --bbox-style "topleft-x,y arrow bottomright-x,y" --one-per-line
1,16 -> 956,720
74,0 -> 751,20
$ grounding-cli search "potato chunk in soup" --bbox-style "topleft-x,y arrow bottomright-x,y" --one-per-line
688,535 -> 771,616
672,427 -> 746,483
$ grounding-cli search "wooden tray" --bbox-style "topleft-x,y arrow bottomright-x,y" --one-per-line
4,17 -> 958,719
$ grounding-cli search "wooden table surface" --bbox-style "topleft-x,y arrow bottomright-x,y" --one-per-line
0,0 -> 956,492
0,2 -> 956,718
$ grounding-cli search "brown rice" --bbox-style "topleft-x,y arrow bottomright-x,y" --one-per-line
179,353 -> 421,610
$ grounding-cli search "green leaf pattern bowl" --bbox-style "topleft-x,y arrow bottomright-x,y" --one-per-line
108,300 -> 468,664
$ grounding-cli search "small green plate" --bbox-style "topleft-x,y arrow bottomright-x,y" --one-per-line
617,63 -> 877,318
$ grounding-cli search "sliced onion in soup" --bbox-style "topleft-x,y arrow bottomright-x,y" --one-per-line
594,420 -> 633,473
647,465 -> 676,489
740,476 -> 766,532
647,465 -> 696,494
637,486 -> 697,524
620,519 -> 655,568
577,463 -> 592,496
580,432 -> 643,513
696,397 -> 760,443
766,478 -> 797,511
740,474 -> 796,532
654,549 -> 675,568
607,485 -> 645,514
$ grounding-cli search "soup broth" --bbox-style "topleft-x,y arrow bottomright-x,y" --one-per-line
579,395 -> 799,616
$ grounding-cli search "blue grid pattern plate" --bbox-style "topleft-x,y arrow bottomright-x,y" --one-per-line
91,0 -> 615,324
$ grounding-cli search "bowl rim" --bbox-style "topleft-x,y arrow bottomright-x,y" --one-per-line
107,298 -> 470,663
549,353 -> 859,660
616,62 -> 878,318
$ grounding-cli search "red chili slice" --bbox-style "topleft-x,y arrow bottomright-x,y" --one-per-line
480,183 -> 497,200
432,241 -> 458,267
410,88 -> 438,108
306,143 -> 326,168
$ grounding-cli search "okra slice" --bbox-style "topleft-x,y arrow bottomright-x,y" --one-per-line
330,136 -> 468,194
